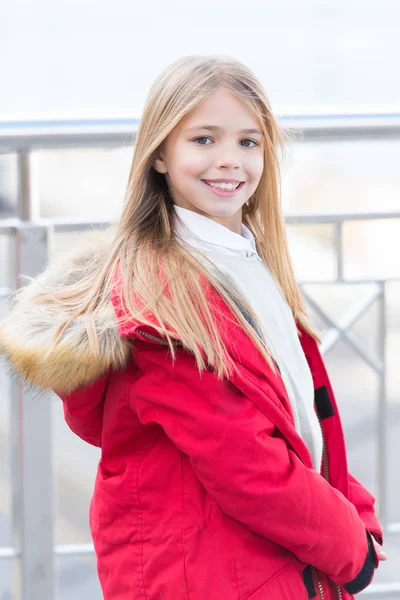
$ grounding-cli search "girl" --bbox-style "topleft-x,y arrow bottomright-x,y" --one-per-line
0,55 -> 386,600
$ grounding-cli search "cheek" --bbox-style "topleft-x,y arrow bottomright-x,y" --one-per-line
245,153 -> 264,193
171,145 -> 207,178
247,154 -> 264,184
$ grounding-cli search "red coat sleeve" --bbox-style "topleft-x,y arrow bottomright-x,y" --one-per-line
128,343 -> 377,595
348,472 -> 383,545
56,372 -> 110,447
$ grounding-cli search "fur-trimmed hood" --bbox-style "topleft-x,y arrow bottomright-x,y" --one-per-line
0,228 -> 131,394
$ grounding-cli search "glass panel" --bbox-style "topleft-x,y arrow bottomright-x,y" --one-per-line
282,139 -> 400,290
0,376 -> 12,549
287,224 -> 336,281
387,282 -> 400,525
304,280 -> 400,588
343,219 -> 400,280
52,395 -> 100,546
303,281 -> 391,501
34,147 -> 132,221
0,154 -> 17,218
56,555 -> 101,600
49,229 -> 100,546
368,533 -> 400,592
303,282 -> 380,337
0,235 -> 15,549
50,230 -> 100,260
322,337 -> 378,498
0,559 -> 12,599
282,140 -> 400,215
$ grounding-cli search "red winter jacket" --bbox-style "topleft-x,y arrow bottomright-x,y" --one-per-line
60,281 -> 382,600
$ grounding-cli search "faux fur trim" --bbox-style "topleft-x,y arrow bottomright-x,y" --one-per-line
0,228 -> 131,394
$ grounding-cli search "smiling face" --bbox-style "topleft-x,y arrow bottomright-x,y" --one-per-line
152,87 -> 264,233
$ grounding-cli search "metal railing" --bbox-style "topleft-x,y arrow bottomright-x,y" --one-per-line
0,111 -> 399,599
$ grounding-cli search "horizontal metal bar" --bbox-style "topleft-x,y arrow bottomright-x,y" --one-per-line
0,218 -> 112,234
0,287 -> 12,296
386,522 -> 400,534
282,109 -> 400,142
0,117 -> 140,151
52,219 -> 112,233
360,582 -> 400,596
286,211 -> 400,224
0,547 -> 19,559
0,543 -> 94,559
0,219 -> 23,234
54,543 -> 94,557
0,111 -> 400,152
0,212 -> 398,235
300,278 -> 400,285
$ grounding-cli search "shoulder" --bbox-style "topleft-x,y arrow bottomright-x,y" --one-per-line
0,226 -> 130,394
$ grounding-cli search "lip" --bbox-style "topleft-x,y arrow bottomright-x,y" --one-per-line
201,180 -> 245,197
202,179 -> 243,184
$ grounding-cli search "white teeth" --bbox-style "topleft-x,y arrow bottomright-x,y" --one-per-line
207,182 -> 240,190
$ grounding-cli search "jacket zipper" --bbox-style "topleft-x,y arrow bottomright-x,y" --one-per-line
314,570 -> 325,600
136,329 -> 183,346
315,410 -> 343,600
136,328 -> 343,599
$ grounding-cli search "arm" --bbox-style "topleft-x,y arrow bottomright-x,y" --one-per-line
129,343 -> 377,595
348,472 -> 383,545
55,372 -> 110,447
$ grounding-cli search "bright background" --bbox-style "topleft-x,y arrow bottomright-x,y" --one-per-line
0,1 -> 399,598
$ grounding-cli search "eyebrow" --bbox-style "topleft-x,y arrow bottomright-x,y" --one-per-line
184,125 -> 263,136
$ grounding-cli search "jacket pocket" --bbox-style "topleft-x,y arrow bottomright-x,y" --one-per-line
89,461 -> 141,546
244,563 -> 308,600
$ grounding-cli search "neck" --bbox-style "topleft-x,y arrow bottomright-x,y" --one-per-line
208,215 -> 242,235
174,203 -> 243,235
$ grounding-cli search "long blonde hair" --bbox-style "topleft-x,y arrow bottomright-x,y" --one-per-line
39,55 -> 320,379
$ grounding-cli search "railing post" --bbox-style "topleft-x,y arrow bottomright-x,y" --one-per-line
10,224 -> 54,600
335,222 -> 344,281
10,150 -> 54,600
377,281 -> 388,529
16,151 -> 40,221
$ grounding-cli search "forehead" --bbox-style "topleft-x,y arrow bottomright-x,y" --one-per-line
179,87 -> 261,132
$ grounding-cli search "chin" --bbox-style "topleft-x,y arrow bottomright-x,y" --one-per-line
198,201 -> 239,213
206,207 -> 243,218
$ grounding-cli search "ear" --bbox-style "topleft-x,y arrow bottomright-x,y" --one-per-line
152,147 -> 168,174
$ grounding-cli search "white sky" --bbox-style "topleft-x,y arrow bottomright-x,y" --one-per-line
0,0 -> 399,116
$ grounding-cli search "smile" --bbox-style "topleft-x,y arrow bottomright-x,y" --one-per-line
202,180 -> 245,197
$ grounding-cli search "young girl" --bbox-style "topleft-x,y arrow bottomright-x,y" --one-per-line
0,55 -> 386,600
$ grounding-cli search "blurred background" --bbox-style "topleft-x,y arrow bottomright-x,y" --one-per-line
0,0 -> 399,598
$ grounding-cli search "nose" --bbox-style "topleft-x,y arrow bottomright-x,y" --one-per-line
215,146 -> 241,170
